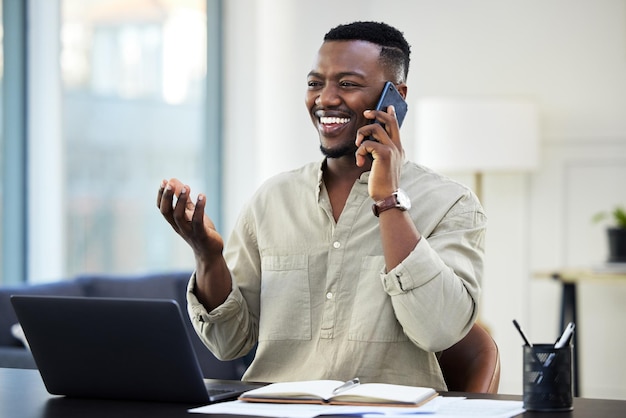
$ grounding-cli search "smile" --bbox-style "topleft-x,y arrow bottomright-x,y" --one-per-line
320,116 -> 350,125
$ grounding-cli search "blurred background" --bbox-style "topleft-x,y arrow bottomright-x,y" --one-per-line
1,0 -> 625,400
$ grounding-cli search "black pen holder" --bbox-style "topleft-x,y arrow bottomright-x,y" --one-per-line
523,344 -> 573,411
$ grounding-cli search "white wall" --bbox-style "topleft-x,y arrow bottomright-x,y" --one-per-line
223,0 -> 626,398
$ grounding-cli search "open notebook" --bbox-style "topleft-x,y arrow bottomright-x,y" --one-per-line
10,295 -> 262,404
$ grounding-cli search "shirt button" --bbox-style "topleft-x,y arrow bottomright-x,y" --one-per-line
326,292 -> 333,300
333,241 -> 341,249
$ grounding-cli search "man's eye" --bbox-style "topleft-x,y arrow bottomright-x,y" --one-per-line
340,81 -> 358,88
307,81 -> 322,88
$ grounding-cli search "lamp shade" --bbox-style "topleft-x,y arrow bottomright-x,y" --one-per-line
414,98 -> 539,172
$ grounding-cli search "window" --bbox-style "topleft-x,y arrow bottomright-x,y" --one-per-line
59,0 -> 209,276
1,0 -> 28,286
0,1 -> 3,276
1,0 -> 221,284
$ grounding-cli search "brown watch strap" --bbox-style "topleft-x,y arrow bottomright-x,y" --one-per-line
372,195 -> 400,217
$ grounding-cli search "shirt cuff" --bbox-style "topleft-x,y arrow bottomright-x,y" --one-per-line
186,272 -> 244,323
381,238 -> 447,295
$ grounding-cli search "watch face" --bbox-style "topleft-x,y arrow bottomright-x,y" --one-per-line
396,189 -> 411,210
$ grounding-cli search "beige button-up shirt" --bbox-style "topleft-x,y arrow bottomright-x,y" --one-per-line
187,159 -> 486,390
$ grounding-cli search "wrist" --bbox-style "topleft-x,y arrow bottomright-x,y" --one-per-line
372,188 -> 411,217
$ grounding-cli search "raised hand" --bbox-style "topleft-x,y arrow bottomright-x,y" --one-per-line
157,178 -> 224,262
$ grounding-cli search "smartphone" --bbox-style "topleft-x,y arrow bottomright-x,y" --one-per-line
373,81 -> 408,128
364,82 -> 408,144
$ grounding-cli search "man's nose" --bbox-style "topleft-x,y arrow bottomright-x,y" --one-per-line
315,85 -> 341,107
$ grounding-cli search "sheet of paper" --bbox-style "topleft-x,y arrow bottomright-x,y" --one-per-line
420,399 -> 524,418
357,397 -> 463,415
189,398 -> 524,418
189,401 -> 341,417
188,396 -> 451,416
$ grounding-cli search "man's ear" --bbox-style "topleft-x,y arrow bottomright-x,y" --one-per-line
396,83 -> 408,100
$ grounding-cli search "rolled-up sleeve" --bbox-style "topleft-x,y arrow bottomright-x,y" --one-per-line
380,194 -> 485,353
186,273 -> 255,360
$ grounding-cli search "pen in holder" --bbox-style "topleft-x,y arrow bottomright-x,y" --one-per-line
523,344 -> 574,411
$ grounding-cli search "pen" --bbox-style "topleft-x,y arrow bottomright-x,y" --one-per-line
544,322 -> 576,367
332,378 -> 360,395
512,319 -> 533,347
513,319 -> 544,376
554,322 -> 575,349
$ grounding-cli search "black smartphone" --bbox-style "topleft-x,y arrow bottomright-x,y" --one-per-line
373,81 -> 408,128
364,82 -> 408,144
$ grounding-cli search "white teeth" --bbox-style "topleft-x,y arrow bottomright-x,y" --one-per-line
320,116 -> 350,125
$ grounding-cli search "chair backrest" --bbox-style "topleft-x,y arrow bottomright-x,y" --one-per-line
438,322 -> 501,394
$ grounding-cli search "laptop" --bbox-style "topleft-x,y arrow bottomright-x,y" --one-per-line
10,295 -> 263,404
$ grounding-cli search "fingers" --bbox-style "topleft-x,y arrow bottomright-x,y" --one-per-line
355,140 -> 376,167
158,178 -> 192,231
192,193 -> 207,232
356,106 -> 401,147
356,106 -> 402,164
174,185 -> 192,224
157,180 -> 223,260
157,179 -> 167,208
158,180 -> 176,220
355,106 -> 404,197
159,179 -> 208,224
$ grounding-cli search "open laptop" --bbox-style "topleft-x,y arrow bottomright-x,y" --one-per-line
10,295 -> 263,404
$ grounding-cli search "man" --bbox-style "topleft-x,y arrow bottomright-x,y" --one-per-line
157,21 -> 485,390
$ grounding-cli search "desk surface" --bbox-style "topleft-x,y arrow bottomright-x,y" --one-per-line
2,368 -> 626,418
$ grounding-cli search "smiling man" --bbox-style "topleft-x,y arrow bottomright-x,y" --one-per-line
157,21 -> 486,390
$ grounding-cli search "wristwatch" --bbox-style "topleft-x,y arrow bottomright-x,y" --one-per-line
372,189 -> 411,217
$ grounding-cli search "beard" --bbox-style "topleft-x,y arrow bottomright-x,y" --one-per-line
319,141 -> 358,159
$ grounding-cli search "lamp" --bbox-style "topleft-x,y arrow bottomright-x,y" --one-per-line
414,98 -> 539,202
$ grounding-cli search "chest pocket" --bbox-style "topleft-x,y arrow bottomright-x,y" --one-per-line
259,255 -> 311,341
348,256 -> 408,342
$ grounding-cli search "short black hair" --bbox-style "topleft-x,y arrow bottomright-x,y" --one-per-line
324,21 -> 411,83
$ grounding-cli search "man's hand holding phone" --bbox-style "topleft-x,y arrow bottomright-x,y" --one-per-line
356,82 -> 408,200
356,81 -> 408,155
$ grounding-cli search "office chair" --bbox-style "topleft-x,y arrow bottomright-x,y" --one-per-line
438,322 -> 501,394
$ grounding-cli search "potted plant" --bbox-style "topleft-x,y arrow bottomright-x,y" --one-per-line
592,206 -> 626,262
